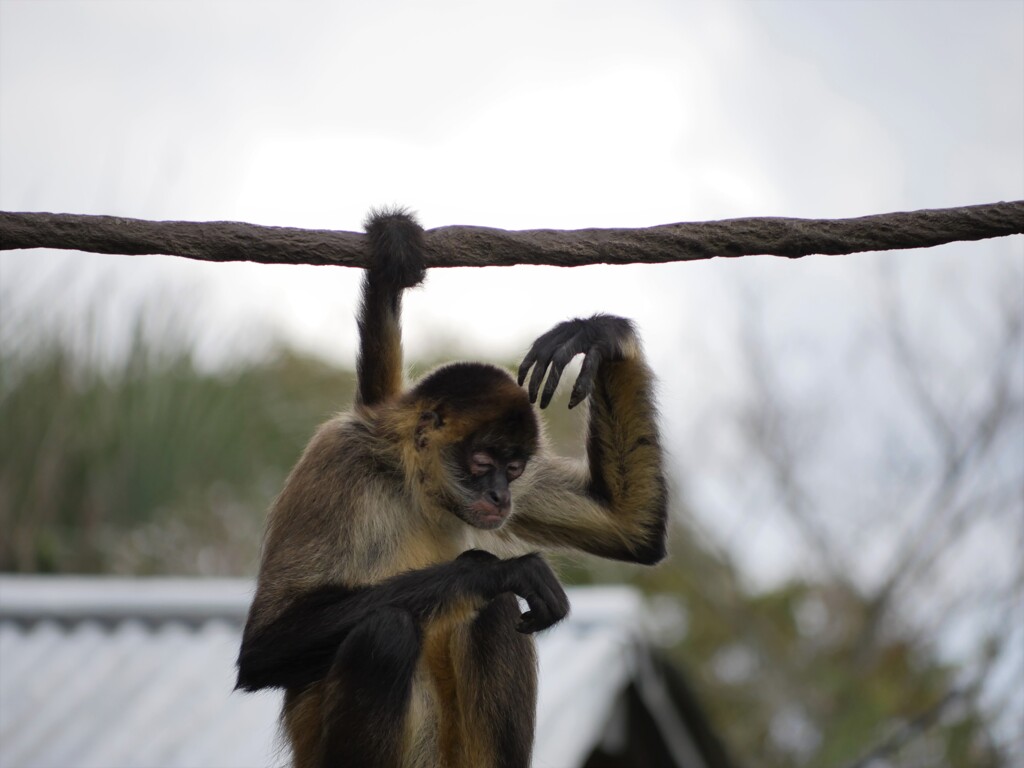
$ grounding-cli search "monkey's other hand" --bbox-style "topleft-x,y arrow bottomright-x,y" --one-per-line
363,207 -> 427,290
498,553 -> 570,634
518,314 -> 637,409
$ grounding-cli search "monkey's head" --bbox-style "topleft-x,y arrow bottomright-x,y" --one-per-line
403,362 -> 539,530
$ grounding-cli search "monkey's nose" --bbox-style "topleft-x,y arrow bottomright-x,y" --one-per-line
486,489 -> 510,509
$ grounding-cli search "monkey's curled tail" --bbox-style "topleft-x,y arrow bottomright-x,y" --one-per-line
363,207 -> 427,290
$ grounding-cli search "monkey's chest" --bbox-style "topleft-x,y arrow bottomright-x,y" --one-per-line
352,511 -> 470,583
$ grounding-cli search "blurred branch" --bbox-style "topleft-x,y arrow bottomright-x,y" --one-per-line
869,288 -> 1023,615
738,312 -> 852,584
2,201 -> 1022,267
838,689 -> 963,768
878,275 -> 960,456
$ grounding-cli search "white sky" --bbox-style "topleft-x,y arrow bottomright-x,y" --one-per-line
1,0 -> 1023,746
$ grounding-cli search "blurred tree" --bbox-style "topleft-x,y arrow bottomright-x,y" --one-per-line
649,255 -> 1021,766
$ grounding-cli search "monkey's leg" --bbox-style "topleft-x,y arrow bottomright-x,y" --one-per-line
319,608 -> 421,768
448,594 -> 538,768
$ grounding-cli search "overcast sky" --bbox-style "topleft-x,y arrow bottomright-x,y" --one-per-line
2,0 -> 1023,579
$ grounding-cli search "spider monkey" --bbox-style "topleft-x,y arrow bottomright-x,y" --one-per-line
236,208 -> 668,768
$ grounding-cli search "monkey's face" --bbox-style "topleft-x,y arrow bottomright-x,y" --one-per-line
450,443 -> 529,530
408,362 -> 539,529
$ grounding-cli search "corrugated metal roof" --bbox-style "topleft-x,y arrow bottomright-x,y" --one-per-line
0,577 -> 647,768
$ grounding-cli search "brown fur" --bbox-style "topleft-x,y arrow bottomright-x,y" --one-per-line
248,347 -> 664,766
241,210 -> 666,768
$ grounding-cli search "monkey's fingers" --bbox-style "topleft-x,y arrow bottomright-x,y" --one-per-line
526,333 -> 563,401
516,610 -> 540,634
515,605 -> 554,634
526,359 -> 548,404
517,581 -> 569,633
516,598 -> 547,634
519,320 -> 578,390
525,326 -> 588,407
568,347 -> 602,409
517,344 -> 540,387
526,336 -> 571,405
539,342 -> 582,410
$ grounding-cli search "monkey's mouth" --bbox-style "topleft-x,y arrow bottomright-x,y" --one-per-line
466,500 -> 510,530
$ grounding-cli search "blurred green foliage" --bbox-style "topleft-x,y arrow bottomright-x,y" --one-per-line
0,319 -> 1004,766
0,326 -> 351,573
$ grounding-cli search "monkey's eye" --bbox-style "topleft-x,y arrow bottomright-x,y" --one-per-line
506,461 -> 525,481
470,452 -> 495,476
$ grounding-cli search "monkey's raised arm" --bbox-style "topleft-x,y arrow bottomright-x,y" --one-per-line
355,209 -> 426,407
510,315 -> 669,564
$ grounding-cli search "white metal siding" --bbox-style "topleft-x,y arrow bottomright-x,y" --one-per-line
0,579 -> 643,768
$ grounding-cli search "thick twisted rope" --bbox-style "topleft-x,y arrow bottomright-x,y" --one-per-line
1,201 -> 1021,268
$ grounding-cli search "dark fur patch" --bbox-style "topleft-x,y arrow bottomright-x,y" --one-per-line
631,475 -> 669,564
363,207 -> 427,291
322,608 -> 421,768
236,585 -> 357,692
413,362 -> 517,403
411,362 -> 539,451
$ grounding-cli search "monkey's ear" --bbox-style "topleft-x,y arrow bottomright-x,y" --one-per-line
415,410 -> 443,449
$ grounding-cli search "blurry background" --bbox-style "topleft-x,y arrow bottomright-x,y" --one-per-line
1,0 -> 1021,764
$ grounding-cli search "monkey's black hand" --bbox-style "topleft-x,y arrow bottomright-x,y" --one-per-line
518,314 -> 636,409
363,207 -> 427,290
496,553 -> 570,634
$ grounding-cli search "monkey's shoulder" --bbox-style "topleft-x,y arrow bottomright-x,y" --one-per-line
291,414 -> 401,478
267,415 -> 402,532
